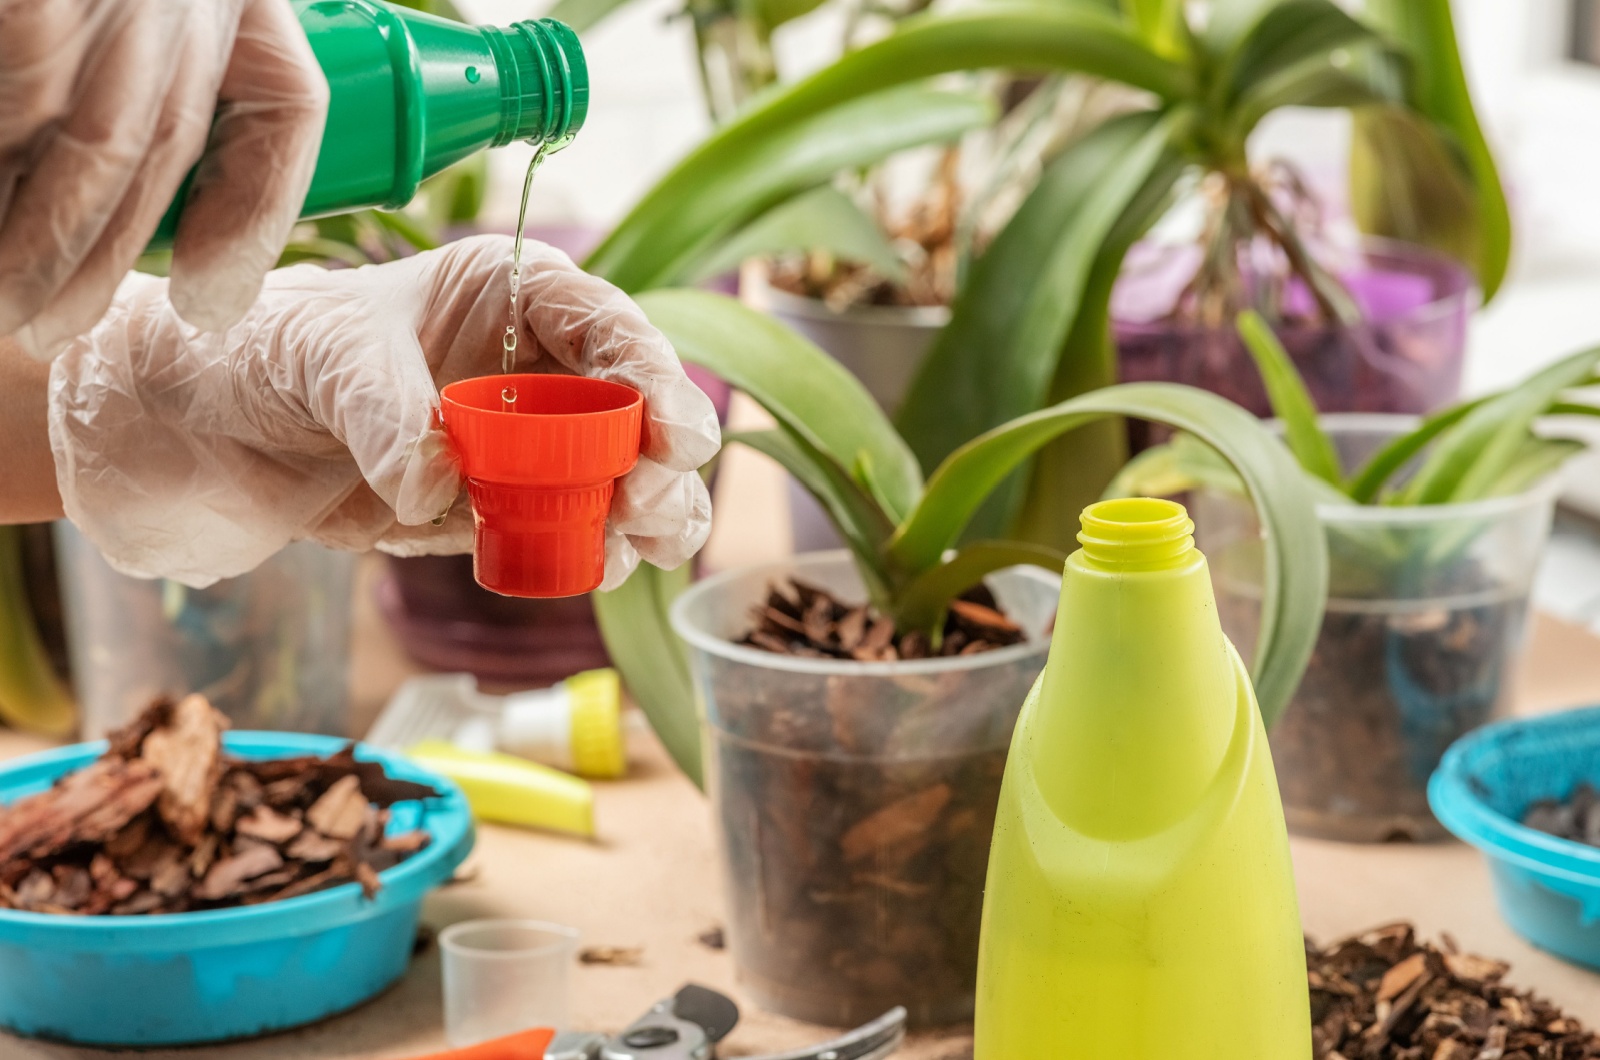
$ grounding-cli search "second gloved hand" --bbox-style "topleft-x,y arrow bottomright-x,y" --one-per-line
48,235 -> 721,588
0,0 -> 329,356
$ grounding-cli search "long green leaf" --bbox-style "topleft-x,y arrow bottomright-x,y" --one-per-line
893,541 -> 1068,634
1108,431 -> 1355,507
587,86 -> 991,292
753,0 -> 830,32
1230,47 -> 1406,138
726,428 -> 897,601
1547,401 -> 1600,420
636,289 -> 924,521
1402,347 -> 1600,504
1009,128 -> 1189,549
1488,437 -> 1585,499
685,185 -> 907,285
1236,310 -> 1343,486
1349,106 -> 1482,301
1122,0 -> 1187,56
587,8 -> 1189,290
1201,0 -> 1277,55
1358,0 -> 1511,301
1344,396 -> 1485,502
1221,0 -> 1382,108
890,382 -> 1328,725
726,7 -> 1193,128
897,110 -> 1182,483
1105,437 -> 1232,498
1344,392 -> 1600,503
592,564 -> 701,786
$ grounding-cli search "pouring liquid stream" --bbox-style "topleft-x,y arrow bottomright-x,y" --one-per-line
502,137 -> 573,412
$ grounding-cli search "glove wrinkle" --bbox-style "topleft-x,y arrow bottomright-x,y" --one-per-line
50,235 -> 720,589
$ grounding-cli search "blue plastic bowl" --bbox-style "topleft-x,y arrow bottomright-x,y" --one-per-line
1430,706 -> 1600,971
0,732 -> 474,1046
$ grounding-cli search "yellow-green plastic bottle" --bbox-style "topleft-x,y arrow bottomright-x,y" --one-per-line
974,498 -> 1310,1059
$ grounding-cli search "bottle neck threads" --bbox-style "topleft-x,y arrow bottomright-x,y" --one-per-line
1076,498 -> 1196,572
486,19 -> 589,145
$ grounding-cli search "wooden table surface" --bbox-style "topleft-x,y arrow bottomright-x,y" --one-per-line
5,427 -> 1600,1057
4,603 -> 1600,1059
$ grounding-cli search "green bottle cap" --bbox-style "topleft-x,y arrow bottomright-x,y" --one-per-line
486,18 -> 589,146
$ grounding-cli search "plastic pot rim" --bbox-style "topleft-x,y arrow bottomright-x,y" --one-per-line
0,732 -> 475,952
438,918 -> 579,960
1429,707 -> 1600,883
671,550 -> 1057,677
755,277 -> 952,330
1261,413 -> 1565,525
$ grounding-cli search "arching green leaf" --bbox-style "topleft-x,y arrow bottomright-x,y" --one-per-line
890,382 -> 1328,725
896,110 -> 1183,484
636,289 -> 924,522
587,87 -> 993,292
685,185 -> 907,285
1356,0 -> 1511,301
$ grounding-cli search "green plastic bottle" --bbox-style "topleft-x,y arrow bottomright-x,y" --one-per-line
151,0 -> 587,247
974,498 -> 1310,1059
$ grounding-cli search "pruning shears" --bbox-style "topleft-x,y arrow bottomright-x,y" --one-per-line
413,984 -> 906,1060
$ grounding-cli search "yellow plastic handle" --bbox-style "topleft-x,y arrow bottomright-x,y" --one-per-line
407,740 -> 595,837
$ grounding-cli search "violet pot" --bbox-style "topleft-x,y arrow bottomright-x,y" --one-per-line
1115,239 -> 1476,440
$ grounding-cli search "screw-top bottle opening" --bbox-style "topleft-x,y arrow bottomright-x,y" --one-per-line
1077,498 -> 1196,571
486,18 -> 589,146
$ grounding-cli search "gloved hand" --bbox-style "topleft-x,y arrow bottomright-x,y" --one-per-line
48,235 -> 721,589
0,0 -> 328,358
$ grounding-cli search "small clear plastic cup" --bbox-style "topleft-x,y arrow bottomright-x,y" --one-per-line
439,374 -> 643,598
439,918 -> 580,1047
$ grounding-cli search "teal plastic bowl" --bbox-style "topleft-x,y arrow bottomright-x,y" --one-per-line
0,732 -> 474,1046
1429,707 -> 1600,971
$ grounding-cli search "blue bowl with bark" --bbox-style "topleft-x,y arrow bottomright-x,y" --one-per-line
1430,706 -> 1600,971
0,732 -> 472,1046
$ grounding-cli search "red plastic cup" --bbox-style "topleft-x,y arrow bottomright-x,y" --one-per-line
439,374 -> 643,598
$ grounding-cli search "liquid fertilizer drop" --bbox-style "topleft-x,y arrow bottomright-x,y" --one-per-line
502,136 -> 573,411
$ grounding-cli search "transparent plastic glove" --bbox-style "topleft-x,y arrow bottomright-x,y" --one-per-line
0,0 -> 328,358
48,234 -> 721,589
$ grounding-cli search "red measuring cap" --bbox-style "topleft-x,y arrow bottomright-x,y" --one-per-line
440,374 -> 643,598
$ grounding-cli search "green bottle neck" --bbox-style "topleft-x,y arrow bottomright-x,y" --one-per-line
1029,499 -> 1240,840
481,19 -> 588,147
148,4 -> 588,249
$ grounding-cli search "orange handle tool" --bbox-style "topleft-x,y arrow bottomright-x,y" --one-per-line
408,1027 -> 555,1060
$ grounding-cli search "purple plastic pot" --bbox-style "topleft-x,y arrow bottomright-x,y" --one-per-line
377,555 -> 611,684
1114,238 -> 1475,426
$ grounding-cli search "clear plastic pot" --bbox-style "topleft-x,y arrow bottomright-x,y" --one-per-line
671,553 -> 1058,1028
1194,415 -> 1558,842
54,524 -> 355,737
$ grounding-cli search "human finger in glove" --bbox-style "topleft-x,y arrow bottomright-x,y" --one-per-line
36,234 -> 720,589
0,0 -> 328,358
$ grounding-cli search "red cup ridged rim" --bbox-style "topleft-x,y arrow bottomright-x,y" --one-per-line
440,374 -> 643,487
